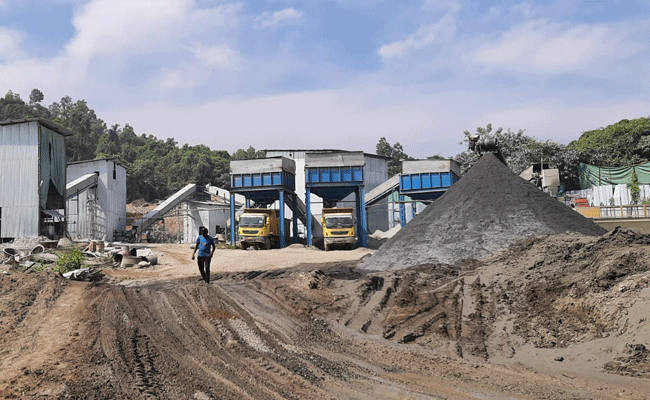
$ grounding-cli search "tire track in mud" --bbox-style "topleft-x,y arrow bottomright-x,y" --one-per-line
85,280 -> 337,399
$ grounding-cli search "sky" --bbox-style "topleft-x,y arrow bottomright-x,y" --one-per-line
1,0 -> 649,158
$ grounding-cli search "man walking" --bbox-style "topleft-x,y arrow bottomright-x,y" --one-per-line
191,226 -> 216,283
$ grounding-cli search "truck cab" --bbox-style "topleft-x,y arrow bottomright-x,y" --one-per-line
238,208 -> 288,250
321,207 -> 357,251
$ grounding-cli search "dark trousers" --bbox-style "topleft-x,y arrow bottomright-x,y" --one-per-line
197,256 -> 211,283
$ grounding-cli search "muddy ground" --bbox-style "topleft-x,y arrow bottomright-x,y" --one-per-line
2,231 -> 650,399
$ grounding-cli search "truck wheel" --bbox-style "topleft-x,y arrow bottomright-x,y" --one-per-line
241,243 -> 248,250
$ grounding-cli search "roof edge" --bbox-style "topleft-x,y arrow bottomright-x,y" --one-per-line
0,118 -> 76,137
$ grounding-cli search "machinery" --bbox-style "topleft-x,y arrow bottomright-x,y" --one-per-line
238,208 -> 289,250
468,134 -> 507,165
321,208 -> 357,251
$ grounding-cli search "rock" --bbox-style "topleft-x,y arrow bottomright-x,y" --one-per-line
137,261 -> 151,268
57,238 -> 75,249
554,356 -> 564,362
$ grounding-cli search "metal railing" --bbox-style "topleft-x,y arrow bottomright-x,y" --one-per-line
598,205 -> 649,218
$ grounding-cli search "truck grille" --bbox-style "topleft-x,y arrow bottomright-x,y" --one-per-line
331,230 -> 350,235
242,230 -> 259,235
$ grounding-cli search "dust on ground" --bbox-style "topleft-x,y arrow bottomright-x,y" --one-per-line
3,230 -> 650,399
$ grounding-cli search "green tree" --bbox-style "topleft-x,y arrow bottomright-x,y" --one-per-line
568,118 -> 650,167
96,123 -> 121,156
0,90 -> 30,120
231,146 -> 266,160
455,124 -> 580,189
630,169 -> 640,204
29,89 -> 44,105
376,137 -> 411,177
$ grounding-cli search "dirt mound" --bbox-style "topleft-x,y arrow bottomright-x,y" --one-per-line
4,237 -> 650,399
360,153 -> 607,271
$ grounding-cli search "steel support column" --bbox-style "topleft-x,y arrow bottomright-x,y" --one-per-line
399,194 -> 406,227
306,188 -> 312,247
412,201 -> 417,220
292,194 -> 298,243
279,190 -> 286,248
230,193 -> 236,245
358,186 -> 368,248
245,198 -> 251,208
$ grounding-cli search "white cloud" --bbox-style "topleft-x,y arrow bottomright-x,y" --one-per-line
253,8 -> 304,29
191,43 -> 239,68
0,0 -> 244,101
482,6 -> 500,22
65,0 -> 241,63
0,28 -> 25,62
378,13 -> 456,60
473,19 -> 645,75
509,1 -> 537,18
421,0 -> 461,14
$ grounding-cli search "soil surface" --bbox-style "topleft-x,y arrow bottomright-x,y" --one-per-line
361,153 -> 606,271
3,232 -> 650,399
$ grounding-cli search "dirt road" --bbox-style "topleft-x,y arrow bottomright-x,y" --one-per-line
2,240 -> 650,399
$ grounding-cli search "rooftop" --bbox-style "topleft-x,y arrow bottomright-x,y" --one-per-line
0,118 -> 75,137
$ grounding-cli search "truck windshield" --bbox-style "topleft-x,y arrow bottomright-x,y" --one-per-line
325,216 -> 354,228
240,216 -> 265,227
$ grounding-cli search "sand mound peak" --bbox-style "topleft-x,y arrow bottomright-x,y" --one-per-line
360,153 -> 606,271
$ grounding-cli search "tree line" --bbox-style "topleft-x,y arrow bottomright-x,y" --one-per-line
377,118 -> 650,191
3,89 -> 649,201
1,89 -> 264,202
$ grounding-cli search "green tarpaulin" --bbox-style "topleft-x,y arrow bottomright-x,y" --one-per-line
579,162 -> 650,189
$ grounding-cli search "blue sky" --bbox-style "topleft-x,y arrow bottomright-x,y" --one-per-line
1,0 -> 648,158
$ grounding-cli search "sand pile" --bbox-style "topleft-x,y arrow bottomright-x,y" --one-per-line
360,153 -> 607,271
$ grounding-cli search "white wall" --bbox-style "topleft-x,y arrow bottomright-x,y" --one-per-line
0,121 -> 40,238
183,201 -> 231,243
67,159 -> 127,241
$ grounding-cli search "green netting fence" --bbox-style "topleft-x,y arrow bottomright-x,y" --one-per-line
579,162 -> 650,189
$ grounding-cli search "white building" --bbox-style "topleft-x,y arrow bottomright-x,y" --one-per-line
182,186 -> 245,243
264,149 -> 390,234
0,118 -> 71,240
66,158 -> 127,241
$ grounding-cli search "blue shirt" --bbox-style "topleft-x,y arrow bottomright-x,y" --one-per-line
196,235 -> 215,257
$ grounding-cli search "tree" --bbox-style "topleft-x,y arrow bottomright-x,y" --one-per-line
455,124 -> 580,189
0,90 -> 30,120
376,137 -> 411,177
29,89 -> 44,105
231,146 -> 266,160
630,169 -> 640,204
568,118 -> 650,167
96,123 -> 121,156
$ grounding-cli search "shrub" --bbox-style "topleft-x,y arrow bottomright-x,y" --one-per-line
55,247 -> 86,273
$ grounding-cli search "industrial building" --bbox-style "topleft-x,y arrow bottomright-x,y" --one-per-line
0,118 -> 71,240
66,158 -> 127,241
264,150 -> 390,235
182,185 -> 245,243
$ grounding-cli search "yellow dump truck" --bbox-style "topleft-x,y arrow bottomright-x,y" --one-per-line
238,208 -> 288,250
321,207 -> 357,251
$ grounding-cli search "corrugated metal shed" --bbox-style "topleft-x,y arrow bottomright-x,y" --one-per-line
0,119 -> 68,238
67,158 -> 127,241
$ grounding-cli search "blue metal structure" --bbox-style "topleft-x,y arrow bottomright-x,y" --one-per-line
304,152 -> 368,248
397,161 -> 461,227
229,158 -> 297,247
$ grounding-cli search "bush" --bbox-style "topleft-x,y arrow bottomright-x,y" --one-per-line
55,247 -> 86,272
